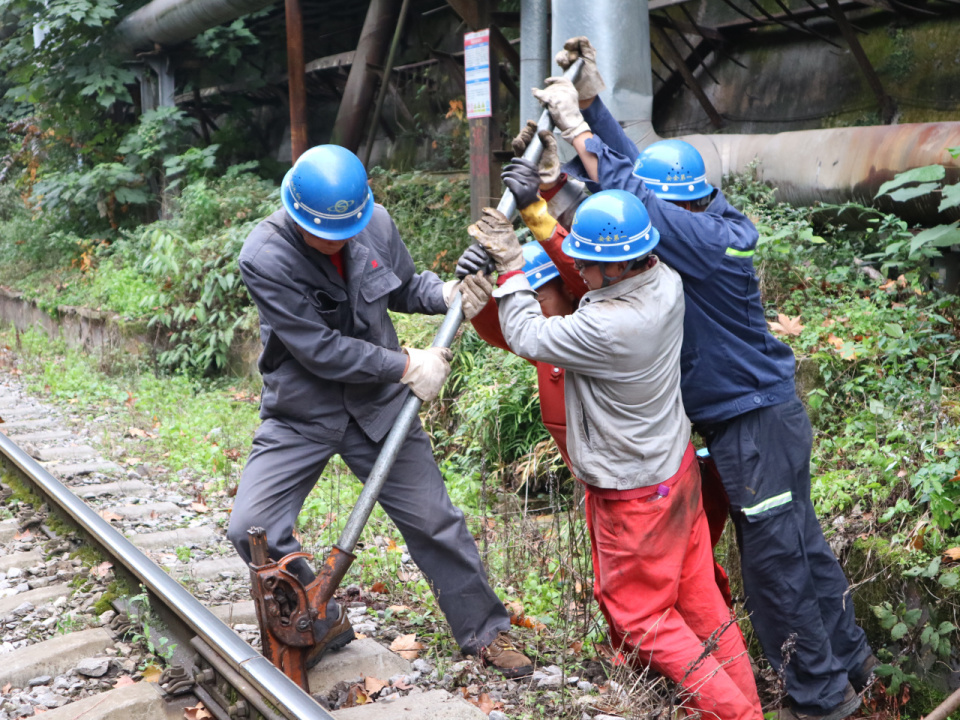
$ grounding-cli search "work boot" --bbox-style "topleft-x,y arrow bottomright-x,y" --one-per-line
305,603 -> 355,669
778,683 -> 861,720
849,653 -> 880,693
480,632 -> 534,679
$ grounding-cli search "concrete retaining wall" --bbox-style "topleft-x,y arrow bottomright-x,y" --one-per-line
0,288 -> 260,377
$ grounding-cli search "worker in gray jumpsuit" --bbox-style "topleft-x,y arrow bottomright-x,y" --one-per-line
227,145 -> 532,677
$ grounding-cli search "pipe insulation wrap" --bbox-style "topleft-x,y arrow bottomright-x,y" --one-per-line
116,0 -> 277,53
551,0 -> 653,140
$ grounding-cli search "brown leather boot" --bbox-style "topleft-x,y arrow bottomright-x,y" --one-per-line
305,604 -> 355,669
480,632 -> 534,679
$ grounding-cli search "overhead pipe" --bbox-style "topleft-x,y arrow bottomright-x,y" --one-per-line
550,0 -> 960,222
115,0 -> 277,55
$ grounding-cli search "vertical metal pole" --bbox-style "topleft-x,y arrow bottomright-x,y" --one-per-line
519,0 -> 549,134
362,0 -> 412,168
285,0 -> 307,162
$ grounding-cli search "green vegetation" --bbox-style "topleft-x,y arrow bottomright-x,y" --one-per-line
2,161 -> 960,715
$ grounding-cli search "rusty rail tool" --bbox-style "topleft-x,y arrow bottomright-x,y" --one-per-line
247,58 -> 583,692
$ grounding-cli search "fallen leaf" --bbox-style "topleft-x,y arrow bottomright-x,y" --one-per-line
390,633 -> 424,660
827,334 -> 845,350
126,427 -> 148,439
342,684 -> 368,708
943,547 -> 960,562
386,538 -> 399,552
768,313 -> 805,337
33,707 -> 46,715
124,391 -> 136,408
90,561 -> 113,578
113,676 -> 136,687
355,633 -> 368,640
364,677 -> 387,695
183,704 -> 213,720
897,274 -> 908,288
393,679 -> 412,690
369,582 -> 388,594
386,605 -> 410,613
141,665 -> 163,683
468,692 -> 495,714
12,530 -> 33,541
190,502 -> 209,514
397,568 -> 415,582
2,683 -> 11,693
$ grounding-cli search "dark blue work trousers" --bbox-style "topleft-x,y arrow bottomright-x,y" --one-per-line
227,416 -> 510,655
698,397 -> 871,714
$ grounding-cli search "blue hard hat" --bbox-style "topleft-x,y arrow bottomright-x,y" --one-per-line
522,241 -> 560,290
632,139 -> 714,201
562,189 -> 659,262
281,145 -> 375,240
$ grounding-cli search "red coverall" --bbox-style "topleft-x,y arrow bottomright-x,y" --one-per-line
471,199 -> 757,718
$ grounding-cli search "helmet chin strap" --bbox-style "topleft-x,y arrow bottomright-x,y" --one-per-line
599,264 -> 629,288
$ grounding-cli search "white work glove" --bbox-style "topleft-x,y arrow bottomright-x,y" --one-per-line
512,121 -> 561,186
460,273 -> 494,320
400,346 -> 453,402
467,208 -> 524,274
555,36 -> 606,102
442,275 -> 493,320
532,78 -> 590,144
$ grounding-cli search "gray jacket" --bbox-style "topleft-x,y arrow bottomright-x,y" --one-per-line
238,206 -> 446,444
494,260 -> 690,490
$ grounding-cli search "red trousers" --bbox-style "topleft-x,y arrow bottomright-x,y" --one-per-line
585,447 -> 762,720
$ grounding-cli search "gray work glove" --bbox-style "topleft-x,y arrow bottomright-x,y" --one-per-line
555,36 -> 606,102
460,273 -> 494,320
400,346 -> 453,402
532,78 -> 590,144
455,243 -> 492,279
467,208 -> 524,274
511,123 -> 561,186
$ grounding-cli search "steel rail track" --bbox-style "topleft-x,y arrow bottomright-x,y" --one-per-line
0,429 -> 336,720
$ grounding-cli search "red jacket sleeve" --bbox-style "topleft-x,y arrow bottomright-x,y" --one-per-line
469,299 -> 512,352
539,225 -> 587,301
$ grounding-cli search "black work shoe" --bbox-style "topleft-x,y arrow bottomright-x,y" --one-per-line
480,632 -> 534,679
849,653 -> 880,693
305,604 -> 355,669
778,683 -> 861,720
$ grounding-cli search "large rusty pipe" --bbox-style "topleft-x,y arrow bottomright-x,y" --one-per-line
685,123 -> 960,222
285,0 -> 307,163
330,0 -> 402,152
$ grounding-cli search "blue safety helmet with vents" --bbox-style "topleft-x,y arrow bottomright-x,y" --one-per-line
281,145 -> 375,240
522,241 -> 560,290
632,139 -> 714,201
562,189 -> 660,262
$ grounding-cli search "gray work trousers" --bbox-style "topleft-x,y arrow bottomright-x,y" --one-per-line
227,416 -> 510,655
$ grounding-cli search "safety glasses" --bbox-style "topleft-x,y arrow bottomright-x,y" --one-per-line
573,258 -> 599,271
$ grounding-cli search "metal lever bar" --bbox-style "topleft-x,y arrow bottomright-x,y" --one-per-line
325,57 -> 584,592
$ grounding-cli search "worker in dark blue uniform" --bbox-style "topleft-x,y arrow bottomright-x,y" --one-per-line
227,145 -> 532,678
533,38 -> 877,720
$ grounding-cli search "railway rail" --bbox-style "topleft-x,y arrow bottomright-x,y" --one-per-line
0,385 -> 337,720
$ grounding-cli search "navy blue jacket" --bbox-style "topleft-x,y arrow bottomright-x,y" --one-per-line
239,207 -> 446,443
578,99 -> 797,425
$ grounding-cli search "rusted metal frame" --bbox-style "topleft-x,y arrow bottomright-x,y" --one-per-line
650,41 -> 679,79
362,0 -> 413,167
741,0 -> 843,46
284,0 -> 307,163
675,3 -> 748,70
653,37 -> 716,105
445,0 -> 482,28
798,0 -> 868,33
824,0 -> 897,123
652,67 -> 668,85
887,0 -> 940,15
650,23 -> 723,128
659,10 -> 720,84
768,0 -> 846,46
499,63 -> 520,99
489,24 -> 521,75
331,0 -> 403,152
716,0 -> 769,26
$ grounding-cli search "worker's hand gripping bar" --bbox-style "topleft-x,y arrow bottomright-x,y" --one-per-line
247,59 -> 583,691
